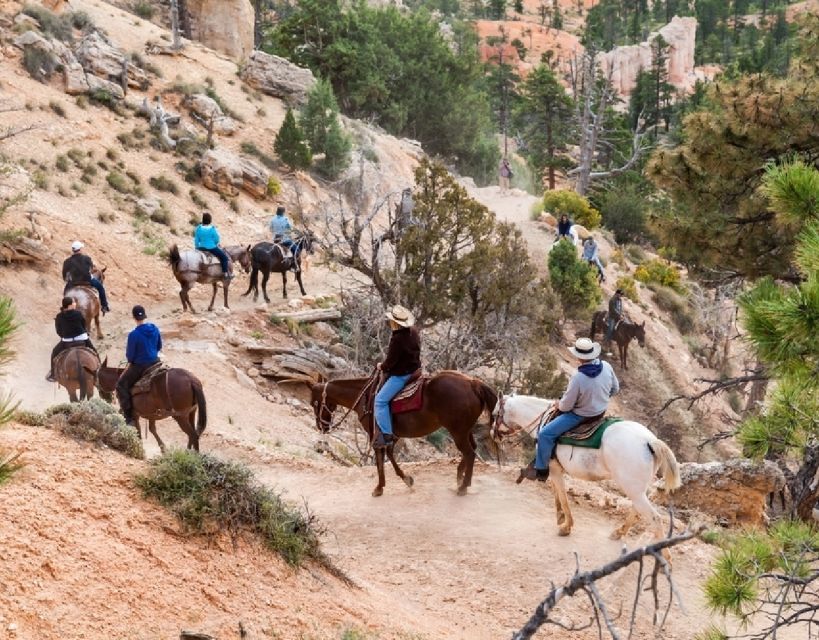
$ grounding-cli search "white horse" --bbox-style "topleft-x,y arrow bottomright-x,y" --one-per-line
492,394 -> 681,547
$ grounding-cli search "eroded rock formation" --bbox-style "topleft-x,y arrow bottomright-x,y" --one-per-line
239,50 -> 316,104
200,148 -> 269,199
186,0 -> 254,61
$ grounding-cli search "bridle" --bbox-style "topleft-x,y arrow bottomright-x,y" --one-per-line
491,395 -> 554,443
312,373 -> 379,434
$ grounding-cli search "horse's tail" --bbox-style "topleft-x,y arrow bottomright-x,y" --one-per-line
474,380 -> 498,418
75,350 -> 88,400
192,378 -> 207,436
169,244 -> 181,270
649,438 -> 682,492
243,263 -> 258,297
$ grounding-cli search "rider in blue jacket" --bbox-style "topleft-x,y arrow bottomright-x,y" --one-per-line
194,212 -> 233,279
116,305 -> 162,427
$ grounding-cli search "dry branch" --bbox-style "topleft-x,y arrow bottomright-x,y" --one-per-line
271,308 -> 341,323
512,528 -> 703,640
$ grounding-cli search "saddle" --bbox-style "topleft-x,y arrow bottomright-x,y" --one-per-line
132,362 -> 170,394
53,346 -> 98,370
558,414 -> 624,449
64,282 -> 98,298
390,369 -> 425,414
193,251 -> 222,268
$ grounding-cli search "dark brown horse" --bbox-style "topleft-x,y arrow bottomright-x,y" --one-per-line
66,266 -> 106,339
242,232 -> 315,302
96,358 -> 207,452
53,347 -> 99,402
590,311 -> 646,370
168,244 -> 251,312
311,372 -> 497,497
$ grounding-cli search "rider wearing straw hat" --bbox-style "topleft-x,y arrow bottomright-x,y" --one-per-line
374,305 -> 421,448
518,337 -> 619,482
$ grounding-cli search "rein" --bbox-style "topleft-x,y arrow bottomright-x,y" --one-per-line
316,373 -> 378,433
491,397 -> 555,468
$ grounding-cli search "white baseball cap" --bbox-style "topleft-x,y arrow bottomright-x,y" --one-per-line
71,240 -> 84,252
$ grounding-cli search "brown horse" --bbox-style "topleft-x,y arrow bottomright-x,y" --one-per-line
96,358 -> 207,452
66,266 -> 106,339
168,244 -> 251,312
53,347 -> 100,402
311,372 -> 497,497
590,311 -> 646,370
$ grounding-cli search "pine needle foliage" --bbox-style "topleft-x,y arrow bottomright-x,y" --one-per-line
0,296 -> 21,485
274,108 -> 312,172
548,239 -> 601,314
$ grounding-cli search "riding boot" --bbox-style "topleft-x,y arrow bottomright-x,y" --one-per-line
373,431 -> 395,449
516,462 -> 549,484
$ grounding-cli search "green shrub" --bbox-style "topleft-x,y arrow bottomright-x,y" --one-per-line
32,170 -> 48,190
624,243 -> 647,264
615,275 -> 639,302
266,176 -> 281,197
22,4 -> 73,41
241,140 -> 277,170
23,48 -> 57,81
652,285 -> 695,334
425,428 -> 448,451
45,398 -> 144,459
136,450 -> 330,567
635,258 -> 684,292
133,1 -> 154,20
55,155 -> 69,172
14,410 -> 45,426
49,100 -> 66,117
149,175 -> 179,195
547,238 -> 602,313
106,172 -> 130,193
89,88 -> 120,111
529,199 -> 545,220
189,188 -> 208,209
542,189 -> 601,229
599,186 -> 647,244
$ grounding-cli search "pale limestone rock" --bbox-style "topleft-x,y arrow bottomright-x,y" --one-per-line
240,50 -> 316,104
238,157 -> 269,199
185,93 -> 238,136
656,459 -> 785,526
85,74 -> 124,100
74,32 -> 148,89
186,0 -> 254,61
200,148 -> 268,198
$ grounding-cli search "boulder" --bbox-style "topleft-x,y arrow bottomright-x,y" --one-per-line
185,94 -> 237,136
14,29 -> 52,52
63,62 -> 89,94
240,50 -> 316,104
186,0 -> 254,61
14,14 -> 39,29
539,212 -> 557,227
74,32 -> 148,89
200,148 -> 269,199
656,459 -> 785,526
86,74 -> 124,100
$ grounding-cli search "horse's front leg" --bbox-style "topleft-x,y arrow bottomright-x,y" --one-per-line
261,269 -> 271,303
372,448 -> 386,497
208,282 -> 218,311
148,419 -> 166,453
223,279 -> 230,309
550,463 -> 574,536
295,269 -> 307,296
281,271 -> 288,299
385,444 -> 414,488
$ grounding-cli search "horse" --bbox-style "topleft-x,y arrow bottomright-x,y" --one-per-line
242,231 -> 315,302
492,394 -> 681,557
590,311 -> 645,370
96,358 -> 207,452
311,371 -> 497,497
53,347 -> 100,402
65,266 -> 106,339
168,244 -> 251,312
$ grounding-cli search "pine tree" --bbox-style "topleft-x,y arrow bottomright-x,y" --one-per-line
300,79 -> 351,179
318,117 -> 351,180
274,108 -> 312,172
0,296 -> 22,486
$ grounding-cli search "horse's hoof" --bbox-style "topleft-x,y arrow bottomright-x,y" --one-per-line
558,526 -> 572,537
403,475 -> 414,488
372,487 -> 383,497
457,486 -> 468,496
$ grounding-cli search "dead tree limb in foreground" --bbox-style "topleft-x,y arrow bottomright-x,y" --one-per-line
512,528 -> 703,640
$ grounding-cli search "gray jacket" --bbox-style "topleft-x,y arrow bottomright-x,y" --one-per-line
558,360 -> 619,417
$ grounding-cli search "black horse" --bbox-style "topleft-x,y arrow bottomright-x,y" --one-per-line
590,311 -> 646,370
242,232 -> 315,302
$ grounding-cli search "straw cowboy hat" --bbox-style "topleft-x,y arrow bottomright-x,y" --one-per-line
385,305 -> 415,328
568,337 -> 601,360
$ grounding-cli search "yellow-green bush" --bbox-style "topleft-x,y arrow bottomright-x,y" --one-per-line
634,258 -> 683,292
541,189 -> 601,229
615,276 -> 639,301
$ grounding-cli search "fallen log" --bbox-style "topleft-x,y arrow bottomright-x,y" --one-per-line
271,308 -> 341,323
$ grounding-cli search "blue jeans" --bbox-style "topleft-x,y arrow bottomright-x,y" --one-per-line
606,317 -> 616,341
202,247 -> 230,274
535,411 -> 585,470
585,256 -> 605,280
374,374 -> 412,436
89,277 -> 109,310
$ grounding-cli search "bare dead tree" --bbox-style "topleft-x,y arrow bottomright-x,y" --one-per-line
170,0 -> 184,50
512,528 -> 704,640
657,369 -> 770,415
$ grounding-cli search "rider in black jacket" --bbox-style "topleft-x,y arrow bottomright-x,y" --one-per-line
46,296 -> 97,382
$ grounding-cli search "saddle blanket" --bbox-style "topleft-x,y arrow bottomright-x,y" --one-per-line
557,416 -> 624,449
391,377 -> 425,414
133,362 -> 170,394
54,346 -> 97,369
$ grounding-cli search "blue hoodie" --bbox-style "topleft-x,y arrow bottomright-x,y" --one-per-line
126,323 -> 162,365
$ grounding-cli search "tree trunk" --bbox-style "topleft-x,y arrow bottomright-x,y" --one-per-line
170,0 -> 182,50
791,444 -> 819,522
178,0 -> 192,39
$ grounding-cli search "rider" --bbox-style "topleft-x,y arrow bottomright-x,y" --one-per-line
374,305 -> 422,449
605,289 -> 625,353
556,214 -> 573,242
194,212 -> 233,280
62,241 -> 110,314
582,237 -> 605,283
46,296 -> 97,382
269,205 -> 294,252
518,337 -> 619,482
116,305 -> 162,427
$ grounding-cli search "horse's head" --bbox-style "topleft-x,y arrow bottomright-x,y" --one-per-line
92,266 -> 107,283
298,231 -> 316,255
238,245 -> 252,273
636,320 -> 646,347
490,394 -> 508,441
310,382 -> 336,433
96,356 -> 122,395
